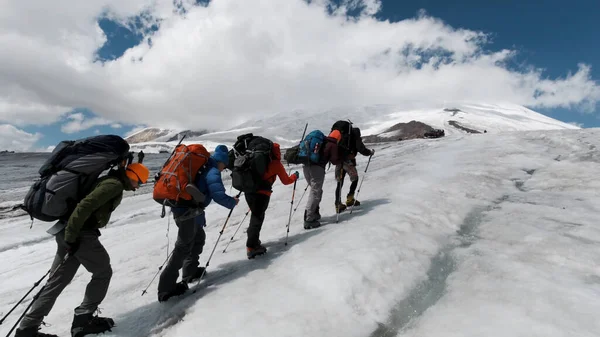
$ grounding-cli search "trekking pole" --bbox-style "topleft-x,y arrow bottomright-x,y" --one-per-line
284,180 -> 297,246
191,192 -> 242,289
336,167 -> 344,223
349,153 -> 373,214
141,207 -> 174,296
5,255 -> 70,337
290,184 -> 309,218
287,123 -> 309,175
141,250 -> 174,296
283,123 -> 307,246
222,208 -> 251,253
0,268 -> 52,325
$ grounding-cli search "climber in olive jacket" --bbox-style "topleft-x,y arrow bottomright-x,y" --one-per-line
16,163 -> 150,337
64,172 -> 127,243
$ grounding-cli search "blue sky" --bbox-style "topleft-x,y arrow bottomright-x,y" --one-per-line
374,0 -> 600,127
14,0 -> 600,149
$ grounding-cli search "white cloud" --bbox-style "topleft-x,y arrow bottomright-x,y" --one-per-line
568,121 -> 584,128
111,123 -> 123,129
124,125 -> 148,137
60,112 -> 115,133
0,124 -> 42,151
0,0 -> 598,131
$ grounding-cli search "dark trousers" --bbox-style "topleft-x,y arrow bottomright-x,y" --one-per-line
245,193 -> 270,248
158,211 -> 206,294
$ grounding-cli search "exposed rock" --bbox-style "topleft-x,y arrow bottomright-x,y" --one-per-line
448,120 -> 481,134
125,128 -> 174,144
166,130 -> 209,142
126,128 -> 210,144
363,120 -> 444,143
443,108 -> 461,112
444,108 -> 462,117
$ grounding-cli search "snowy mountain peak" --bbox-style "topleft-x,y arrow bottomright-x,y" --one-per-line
124,128 -> 180,144
127,102 -> 579,153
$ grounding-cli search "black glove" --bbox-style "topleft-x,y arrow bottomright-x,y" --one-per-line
65,240 -> 80,255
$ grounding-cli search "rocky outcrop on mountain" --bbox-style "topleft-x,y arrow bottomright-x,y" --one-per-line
166,130 -> 209,142
125,128 -> 175,144
448,120 -> 481,134
125,128 -> 209,144
363,120 -> 445,143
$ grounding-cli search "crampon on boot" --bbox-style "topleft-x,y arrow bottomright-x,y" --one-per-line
71,312 -> 115,337
346,194 -> 361,207
246,245 -> 267,259
335,203 -> 347,214
14,326 -> 58,337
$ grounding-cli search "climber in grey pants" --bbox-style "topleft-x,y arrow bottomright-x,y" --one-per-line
19,229 -> 112,330
303,164 -> 326,224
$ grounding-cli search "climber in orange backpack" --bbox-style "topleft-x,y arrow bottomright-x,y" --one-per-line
153,144 -> 239,302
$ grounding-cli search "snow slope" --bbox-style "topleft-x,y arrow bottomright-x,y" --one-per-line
128,102 -> 579,153
1,128 -> 599,337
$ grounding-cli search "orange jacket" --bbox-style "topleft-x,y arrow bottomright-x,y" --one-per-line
258,143 -> 297,196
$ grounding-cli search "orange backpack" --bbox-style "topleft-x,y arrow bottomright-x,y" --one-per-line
153,144 -> 210,211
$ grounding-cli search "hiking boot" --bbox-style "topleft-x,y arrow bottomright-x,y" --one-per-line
246,245 -> 267,259
71,313 -> 115,337
335,203 -> 347,214
182,267 -> 207,283
304,220 -> 321,230
305,209 -> 321,222
346,194 -> 360,207
157,281 -> 189,302
14,326 -> 58,337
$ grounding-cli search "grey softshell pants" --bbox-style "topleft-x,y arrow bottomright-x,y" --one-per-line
303,164 -> 325,222
19,229 -> 112,329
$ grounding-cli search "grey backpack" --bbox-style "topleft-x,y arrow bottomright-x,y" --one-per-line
22,135 -> 130,222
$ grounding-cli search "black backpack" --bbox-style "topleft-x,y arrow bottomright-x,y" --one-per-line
22,135 -> 130,222
230,133 -> 273,193
331,120 -> 354,155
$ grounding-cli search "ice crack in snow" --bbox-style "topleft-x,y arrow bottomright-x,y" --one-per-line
370,195 -> 509,337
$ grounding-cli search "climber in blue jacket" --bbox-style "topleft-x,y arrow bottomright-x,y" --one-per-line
158,144 -> 239,302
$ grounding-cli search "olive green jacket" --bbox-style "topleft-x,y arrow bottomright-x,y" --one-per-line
64,170 -> 130,242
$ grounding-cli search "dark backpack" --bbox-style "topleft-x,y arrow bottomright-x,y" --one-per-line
283,145 -> 301,164
230,134 -> 273,193
331,120 -> 353,155
22,135 -> 130,222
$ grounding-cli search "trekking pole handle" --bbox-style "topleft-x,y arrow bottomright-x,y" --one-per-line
219,192 -> 242,234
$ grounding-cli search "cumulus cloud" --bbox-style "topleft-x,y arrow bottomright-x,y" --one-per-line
60,112 -> 118,133
0,0 -> 598,131
0,124 -> 42,151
